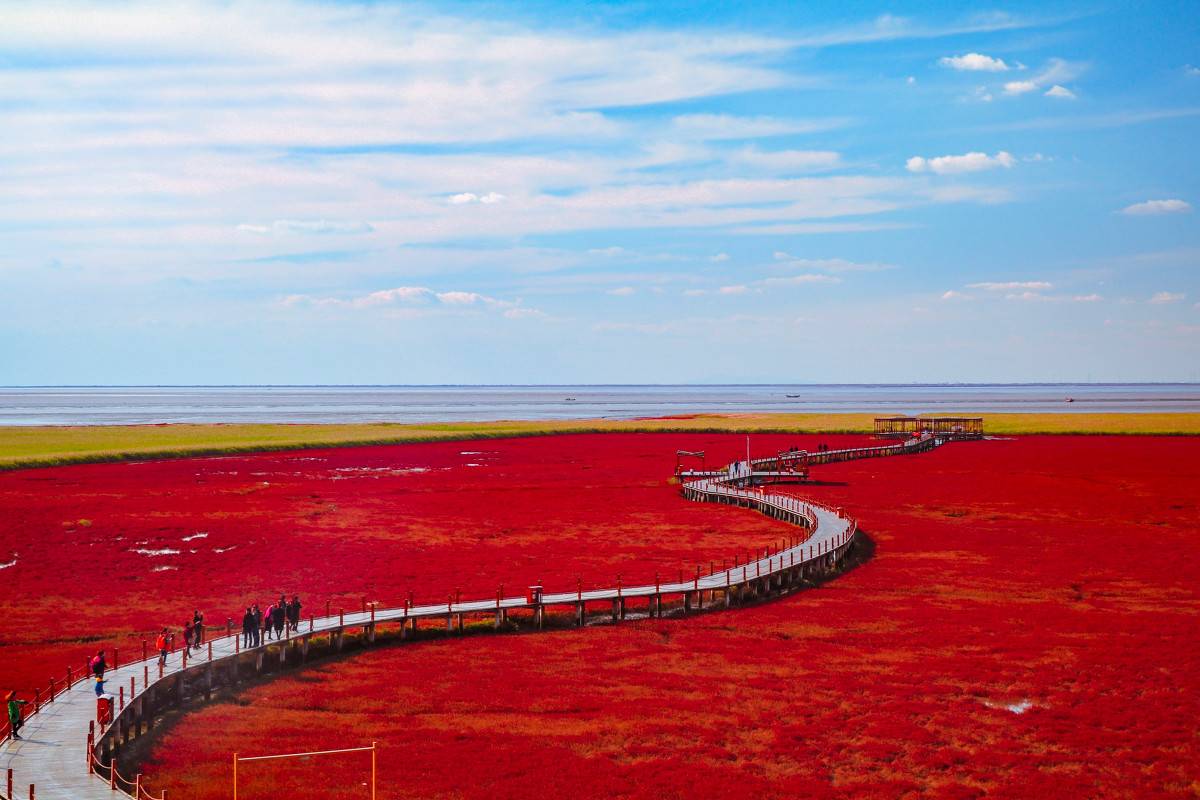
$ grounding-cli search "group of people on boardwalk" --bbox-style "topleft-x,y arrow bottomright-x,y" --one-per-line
241,595 -> 303,648
5,597 -> 305,741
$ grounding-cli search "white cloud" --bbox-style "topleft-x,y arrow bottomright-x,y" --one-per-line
1072,294 -> 1103,302
352,287 -> 435,307
1003,58 -> 1085,96
606,286 -> 636,296
709,252 -> 730,262
968,281 -> 1053,291
1044,84 -> 1076,99
1120,199 -> 1192,216
449,192 -> 506,205
1185,65 -> 1200,77
1149,291 -> 1184,304
588,247 -> 627,257
718,285 -> 750,295
906,76 -> 916,85
939,53 -> 1011,72
1003,80 -> 1038,95
436,291 -> 490,305
941,290 -> 971,300
906,151 -> 1016,175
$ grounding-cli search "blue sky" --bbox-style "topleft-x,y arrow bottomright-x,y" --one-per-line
1,0 -> 1197,384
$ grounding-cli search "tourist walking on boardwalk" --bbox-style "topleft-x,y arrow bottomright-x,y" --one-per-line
6,692 -> 28,740
287,594 -> 302,633
241,606 -> 255,648
252,603 -> 263,646
272,600 -> 285,638
156,628 -> 170,667
90,650 -> 107,681
262,603 -> 275,641
183,619 -> 194,651
192,609 -> 205,647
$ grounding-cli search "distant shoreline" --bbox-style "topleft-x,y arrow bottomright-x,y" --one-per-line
1,412 -> 1197,471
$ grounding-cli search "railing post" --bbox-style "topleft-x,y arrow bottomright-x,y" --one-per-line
119,686 -> 124,712
49,677 -> 56,702
113,649 -> 118,671
144,665 -> 149,688
8,767 -> 13,797
142,639 -> 147,662
68,665 -> 74,687
208,642 -> 213,661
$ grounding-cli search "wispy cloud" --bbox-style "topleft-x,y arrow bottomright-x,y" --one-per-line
968,281 -> 1053,291
237,220 -> 374,235
1149,291 -> 1185,304
1003,57 -> 1085,96
1119,199 -> 1192,216
772,253 -> 896,272
283,285 -> 537,315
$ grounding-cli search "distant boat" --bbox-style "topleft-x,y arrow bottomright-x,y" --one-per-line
565,397 -> 577,401
785,394 -> 801,398
1065,397 -> 1075,403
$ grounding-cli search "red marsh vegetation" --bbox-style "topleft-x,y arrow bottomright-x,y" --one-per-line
2,433 -> 1198,797
0,432 -> 830,692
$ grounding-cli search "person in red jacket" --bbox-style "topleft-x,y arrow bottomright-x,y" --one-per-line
90,650 -> 107,680
155,629 -> 170,667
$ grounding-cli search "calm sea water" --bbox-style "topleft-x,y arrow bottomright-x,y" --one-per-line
0,385 -> 1196,426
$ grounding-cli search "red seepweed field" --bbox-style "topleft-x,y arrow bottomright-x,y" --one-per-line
2,432 -> 1199,797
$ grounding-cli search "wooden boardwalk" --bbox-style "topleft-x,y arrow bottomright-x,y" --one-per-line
0,433 -> 947,800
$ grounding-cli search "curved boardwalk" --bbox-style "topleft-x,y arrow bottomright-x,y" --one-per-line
0,432 -> 951,800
